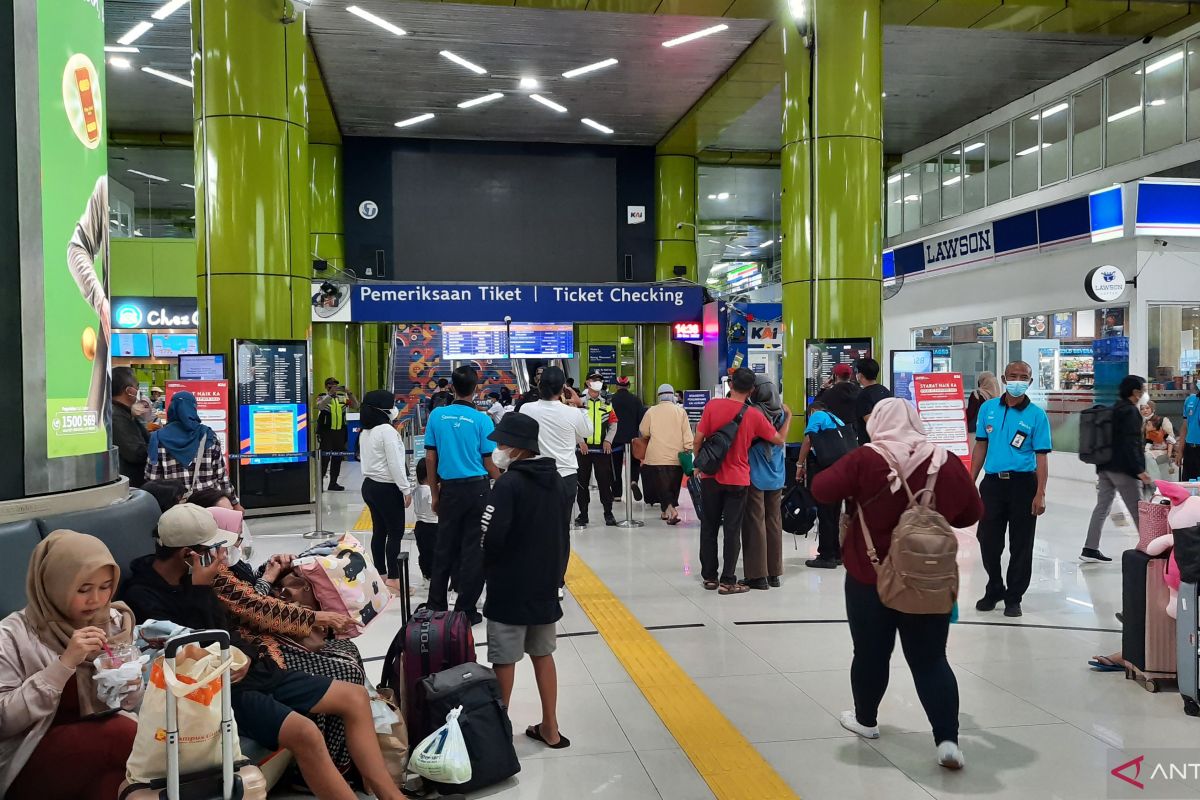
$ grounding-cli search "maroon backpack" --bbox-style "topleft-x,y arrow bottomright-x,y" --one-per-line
378,606 -> 476,741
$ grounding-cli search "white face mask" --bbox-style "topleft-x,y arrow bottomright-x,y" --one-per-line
386,407 -> 399,422
588,381 -> 602,392
491,448 -> 513,471
225,545 -> 244,567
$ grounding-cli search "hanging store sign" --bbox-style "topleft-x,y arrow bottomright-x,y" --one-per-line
111,296 -> 199,329
922,222 -> 995,271
1085,265 -> 1128,303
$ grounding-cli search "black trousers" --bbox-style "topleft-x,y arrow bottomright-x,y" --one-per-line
577,450 -> 615,515
413,521 -> 438,579
811,463 -> 842,561
559,473 -> 577,584
319,428 -> 348,485
361,478 -> 404,579
611,447 -> 641,498
429,477 -> 489,615
699,478 -> 747,584
1184,443 -> 1200,482
977,472 -> 1039,605
845,574 -> 959,744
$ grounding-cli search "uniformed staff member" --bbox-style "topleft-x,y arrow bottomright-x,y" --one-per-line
576,371 -> 619,527
317,377 -> 358,491
970,360 -> 1051,619
1177,386 -> 1200,481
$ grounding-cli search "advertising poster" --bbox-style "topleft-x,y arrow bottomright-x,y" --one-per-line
912,373 -> 971,472
40,0 -> 110,458
166,380 -> 231,456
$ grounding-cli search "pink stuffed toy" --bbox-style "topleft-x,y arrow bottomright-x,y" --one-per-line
1150,481 -> 1200,618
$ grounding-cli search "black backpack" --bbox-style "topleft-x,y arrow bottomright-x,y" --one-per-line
1078,404 -> 1115,465
808,416 -> 859,470
782,484 -> 817,536
694,401 -> 750,475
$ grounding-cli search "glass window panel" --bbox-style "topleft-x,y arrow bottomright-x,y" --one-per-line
887,168 -> 903,238
1188,38 -> 1200,139
903,168 -> 921,232
1145,46 -> 1185,154
1038,100 -> 1068,185
1072,83 -> 1103,176
1106,64 -> 1143,165
986,124 -> 1011,205
940,147 -> 963,219
1011,114 -> 1040,196
961,139 -> 986,213
921,159 -> 940,226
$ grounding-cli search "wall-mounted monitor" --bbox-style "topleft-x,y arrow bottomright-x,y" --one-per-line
179,353 -> 226,380
442,322 -> 574,360
151,333 -> 200,358
113,332 -> 150,357
234,340 -> 309,460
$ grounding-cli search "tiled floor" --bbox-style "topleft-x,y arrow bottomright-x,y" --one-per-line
253,464 -> 1192,799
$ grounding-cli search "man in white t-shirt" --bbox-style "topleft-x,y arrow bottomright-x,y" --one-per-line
520,366 -> 592,585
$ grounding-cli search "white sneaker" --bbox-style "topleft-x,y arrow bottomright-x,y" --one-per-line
937,741 -> 965,770
557,588 -> 565,601
839,710 -> 880,739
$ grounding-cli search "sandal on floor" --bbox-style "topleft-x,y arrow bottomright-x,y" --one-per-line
718,582 -> 749,595
526,724 -> 571,749
1088,654 -> 1125,672
667,516 -> 681,526
703,580 -> 720,591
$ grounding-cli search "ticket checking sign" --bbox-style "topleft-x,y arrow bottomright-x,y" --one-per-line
912,372 -> 971,473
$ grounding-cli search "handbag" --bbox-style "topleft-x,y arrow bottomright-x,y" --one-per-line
295,533 -> 391,637
631,436 -> 649,462
1138,499 -> 1173,552
694,401 -> 750,475
678,450 -> 694,476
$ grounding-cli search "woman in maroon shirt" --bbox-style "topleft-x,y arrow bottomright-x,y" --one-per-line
812,399 -> 982,771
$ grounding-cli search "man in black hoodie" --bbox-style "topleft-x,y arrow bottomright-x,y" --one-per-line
481,413 -> 570,750
609,376 -> 645,502
120,504 -> 406,800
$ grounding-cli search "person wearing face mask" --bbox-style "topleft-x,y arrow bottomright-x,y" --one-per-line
576,371 -> 620,527
1081,375 -> 1153,563
111,366 -> 149,487
357,389 -> 412,595
970,361 -> 1052,617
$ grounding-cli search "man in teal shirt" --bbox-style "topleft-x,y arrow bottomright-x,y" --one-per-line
971,360 -> 1052,618
1178,388 -> 1200,481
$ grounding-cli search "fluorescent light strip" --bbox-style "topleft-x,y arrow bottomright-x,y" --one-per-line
141,66 -> 192,88
519,77 -> 540,90
963,142 -> 985,153
458,92 -> 504,109
346,5 -> 407,36
128,169 -> 169,183
530,94 -> 567,113
109,56 -> 133,70
1030,102 -> 1068,121
581,118 -> 613,134
716,192 -> 730,200
152,0 -> 189,20
942,176 -> 961,186
1143,50 -> 1184,74
105,45 -> 139,53
439,50 -> 487,75
1015,143 -> 1051,157
904,194 -> 919,202
395,113 -> 435,128
1107,105 -> 1141,123
758,240 -> 775,248
663,24 -> 729,48
181,183 -> 195,189
887,174 -> 903,184
561,58 -> 619,79
117,21 -> 153,46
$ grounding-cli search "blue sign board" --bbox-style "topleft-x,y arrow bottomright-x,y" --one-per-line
1089,185 -> 1124,241
682,390 -> 710,425
1136,181 -> 1200,236
588,345 -> 618,364
347,282 -> 703,323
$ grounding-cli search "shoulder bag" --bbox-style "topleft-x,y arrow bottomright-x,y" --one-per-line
693,401 -> 750,476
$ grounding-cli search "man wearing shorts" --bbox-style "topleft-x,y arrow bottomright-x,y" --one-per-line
480,413 -> 570,749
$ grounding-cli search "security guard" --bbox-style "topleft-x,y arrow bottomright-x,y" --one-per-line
1178,387 -> 1200,481
317,377 -> 358,491
576,371 -> 619,527
971,360 -> 1051,618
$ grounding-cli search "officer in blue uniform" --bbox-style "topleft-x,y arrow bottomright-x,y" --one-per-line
970,360 -> 1052,618
1178,387 -> 1200,481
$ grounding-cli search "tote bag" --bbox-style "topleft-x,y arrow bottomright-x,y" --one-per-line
296,533 -> 391,637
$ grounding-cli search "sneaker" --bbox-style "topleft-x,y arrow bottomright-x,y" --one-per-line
738,577 -> 770,590
937,741 -> 965,770
557,587 -> 565,601
805,557 -> 839,569
631,484 -> 643,502
604,512 -> 619,526
838,710 -> 880,739
327,483 -> 345,491
574,513 -> 589,527
1080,548 -> 1112,563
1004,602 -> 1023,618
975,595 -> 1001,612
767,576 -> 781,588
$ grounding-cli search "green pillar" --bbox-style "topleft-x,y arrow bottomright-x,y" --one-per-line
648,155 -> 699,398
781,1 -> 884,439
310,140 -> 358,394
193,0 -> 310,358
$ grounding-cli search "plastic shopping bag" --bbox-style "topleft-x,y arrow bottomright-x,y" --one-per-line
410,706 -> 472,785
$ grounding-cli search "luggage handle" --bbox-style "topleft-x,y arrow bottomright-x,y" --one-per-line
165,630 -> 230,659
162,630 -> 237,800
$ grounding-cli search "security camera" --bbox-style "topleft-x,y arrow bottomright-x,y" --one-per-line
1155,238 -> 1169,247
1143,35 -> 1154,45
676,222 -> 684,230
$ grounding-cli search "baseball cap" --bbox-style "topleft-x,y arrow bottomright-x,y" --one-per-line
616,376 -> 631,387
586,371 -> 604,381
157,503 -> 237,549
833,364 -> 854,380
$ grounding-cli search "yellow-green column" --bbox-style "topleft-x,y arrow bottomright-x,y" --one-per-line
193,0 -> 310,358
310,139 -> 357,393
781,1 -> 883,439
649,155 -> 700,396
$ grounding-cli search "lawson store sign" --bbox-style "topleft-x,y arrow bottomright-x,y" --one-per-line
313,281 -> 704,324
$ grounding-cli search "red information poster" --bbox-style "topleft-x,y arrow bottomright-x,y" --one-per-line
166,380 -> 231,457
912,372 -> 971,472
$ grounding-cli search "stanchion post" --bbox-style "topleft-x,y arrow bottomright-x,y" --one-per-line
617,445 -> 644,529
304,448 -> 335,539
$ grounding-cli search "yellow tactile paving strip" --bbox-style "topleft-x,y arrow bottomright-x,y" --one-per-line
565,555 -> 801,800
353,508 -> 372,531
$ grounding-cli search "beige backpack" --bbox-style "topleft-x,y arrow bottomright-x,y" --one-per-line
856,466 -> 958,614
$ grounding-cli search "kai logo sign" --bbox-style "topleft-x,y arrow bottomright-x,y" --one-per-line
627,205 -> 647,224
923,223 -> 995,270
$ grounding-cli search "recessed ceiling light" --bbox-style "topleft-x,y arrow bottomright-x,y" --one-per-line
346,5 -> 407,36
562,58 -> 619,79
882,92 -> 887,98
395,112 -> 435,128
716,192 -> 730,200
458,92 -> 504,109
530,94 -> 567,113
128,169 -> 169,183
440,50 -> 487,75
581,118 -> 613,134
151,0 -> 189,20
963,142 -> 984,153
141,66 -> 192,88
662,24 -> 729,48
519,77 -> 540,90
707,194 -> 717,199
109,56 -> 133,70
181,183 -> 195,189
117,21 -> 153,46
904,194 -> 919,202
105,45 -> 139,53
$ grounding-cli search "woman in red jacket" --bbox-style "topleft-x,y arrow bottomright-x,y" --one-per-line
812,398 -> 982,771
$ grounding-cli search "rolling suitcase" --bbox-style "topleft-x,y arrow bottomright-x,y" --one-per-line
687,474 -> 704,519
1177,581 -> 1200,716
1121,549 -> 1177,692
419,664 -> 521,794
120,631 -> 266,800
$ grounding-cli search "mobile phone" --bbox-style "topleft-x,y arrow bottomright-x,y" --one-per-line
192,547 -> 214,567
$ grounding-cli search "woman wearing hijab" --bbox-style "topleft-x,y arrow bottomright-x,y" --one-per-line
0,530 -> 141,799
742,375 -> 787,588
965,371 -> 1001,434
358,389 -> 412,593
811,399 -> 982,771
638,384 -> 694,524
145,391 -> 241,509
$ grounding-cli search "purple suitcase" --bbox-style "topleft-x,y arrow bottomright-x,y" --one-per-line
379,606 -> 476,742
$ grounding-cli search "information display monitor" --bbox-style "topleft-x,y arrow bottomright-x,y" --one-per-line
234,340 -> 309,463
442,322 -> 574,360
113,332 -> 150,357
179,354 -> 226,380
891,350 -> 935,403
152,333 -> 200,358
